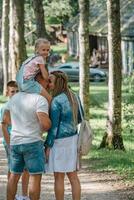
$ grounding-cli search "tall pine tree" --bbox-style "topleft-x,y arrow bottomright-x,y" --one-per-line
100,0 -> 125,150
78,0 -> 90,119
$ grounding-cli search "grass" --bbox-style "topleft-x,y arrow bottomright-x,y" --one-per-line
70,81 -> 134,183
87,148 -> 134,181
51,43 -> 67,54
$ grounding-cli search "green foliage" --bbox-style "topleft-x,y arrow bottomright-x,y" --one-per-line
23,0 -> 79,46
46,16 -> 61,25
24,1 -> 36,45
0,0 -> 2,18
122,75 -> 134,94
123,103 -> 134,130
69,0 -> 79,17
122,75 -> 134,132
24,0 -> 79,46
44,0 -> 78,25
45,0 -> 72,24
0,95 -> 7,106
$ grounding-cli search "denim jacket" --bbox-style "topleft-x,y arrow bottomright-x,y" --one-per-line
45,93 -> 83,148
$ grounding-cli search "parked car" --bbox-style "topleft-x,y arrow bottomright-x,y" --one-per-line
48,62 -> 107,82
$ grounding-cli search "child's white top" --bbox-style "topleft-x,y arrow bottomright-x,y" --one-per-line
23,55 -> 45,80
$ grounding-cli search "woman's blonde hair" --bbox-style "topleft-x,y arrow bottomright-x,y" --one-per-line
50,71 -> 78,124
35,38 -> 50,53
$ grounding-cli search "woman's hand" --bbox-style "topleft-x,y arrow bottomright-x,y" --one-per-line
45,147 -> 50,163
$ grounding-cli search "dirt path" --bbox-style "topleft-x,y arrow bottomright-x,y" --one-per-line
0,142 -> 133,200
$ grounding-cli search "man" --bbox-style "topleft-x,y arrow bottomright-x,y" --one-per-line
3,74 -> 51,200
0,81 -> 29,200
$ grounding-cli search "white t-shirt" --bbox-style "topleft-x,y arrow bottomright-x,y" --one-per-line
6,92 -> 49,145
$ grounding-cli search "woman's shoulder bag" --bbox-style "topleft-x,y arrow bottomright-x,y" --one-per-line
76,95 -> 93,156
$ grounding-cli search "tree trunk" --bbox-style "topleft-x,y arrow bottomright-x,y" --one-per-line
32,0 -> 48,38
1,0 -> 10,95
9,0 -> 27,80
78,0 -> 90,120
100,0 -> 125,150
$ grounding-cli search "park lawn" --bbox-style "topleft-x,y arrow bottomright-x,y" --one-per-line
0,81 -> 133,183
52,43 -> 67,54
71,82 -> 134,183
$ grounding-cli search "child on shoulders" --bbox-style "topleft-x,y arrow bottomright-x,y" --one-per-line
16,38 -> 52,103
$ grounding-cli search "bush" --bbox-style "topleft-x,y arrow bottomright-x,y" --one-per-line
122,75 -> 134,132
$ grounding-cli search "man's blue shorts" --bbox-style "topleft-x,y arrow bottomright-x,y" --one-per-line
10,141 -> 45,174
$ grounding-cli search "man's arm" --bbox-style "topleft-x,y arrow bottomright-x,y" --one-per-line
2,111 -> 11,146
36,112 -> 51,132
2,123 -> 10,146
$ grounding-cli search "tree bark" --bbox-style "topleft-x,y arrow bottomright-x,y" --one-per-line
78,0 -> 90,120
32,0 -> 48,38
9,0 -> 27,80
100,0 -> 125,150
1,0 -> 10,95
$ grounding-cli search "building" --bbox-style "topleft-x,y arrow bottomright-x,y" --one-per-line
66,0 -> 134,74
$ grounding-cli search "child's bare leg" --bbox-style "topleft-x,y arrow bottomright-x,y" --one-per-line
40,88 -> 52,104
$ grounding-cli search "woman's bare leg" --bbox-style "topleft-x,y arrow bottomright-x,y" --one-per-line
54,172 -> 65,200
67,171 -> 81,200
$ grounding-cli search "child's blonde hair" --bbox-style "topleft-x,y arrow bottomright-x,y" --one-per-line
35,38 -> 50,53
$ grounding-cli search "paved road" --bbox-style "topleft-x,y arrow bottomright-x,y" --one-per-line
0,138 -> 123,200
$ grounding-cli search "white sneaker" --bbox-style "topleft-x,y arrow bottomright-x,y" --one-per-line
22,197 -> 30,200
15,194 -> 20,200
15,195 -> 30,200
23,197 -> 30,200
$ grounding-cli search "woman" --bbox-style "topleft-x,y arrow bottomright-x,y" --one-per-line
44,71 -> 82,200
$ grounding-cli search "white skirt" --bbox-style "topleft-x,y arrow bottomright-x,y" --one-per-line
46,134 -> 78,173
